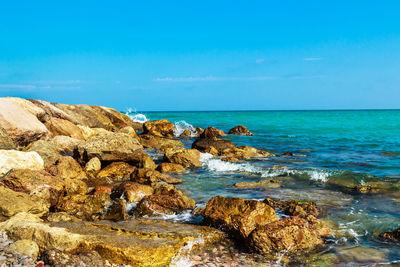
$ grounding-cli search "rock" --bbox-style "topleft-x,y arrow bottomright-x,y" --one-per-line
131,168 -> 182,185
111,182 -> 154,203
54,103 -> 116,131
179,129 -> 191,138
2,97 -> 47,122
45,117 -> 84,139
51,135 -> 83,155
0,213 -> 226,266
282,151 -> 294,156
28,140 -> 64,168
192,138 -> 235,154
221,146 -> 274,159
204,146 -> 219,156
200,127 -> 226,139
85,157 -> 101,175
221,156 -> 239,162
143,120 -> 175,137
96,162 -> 136,184
91,105 -> 142,131
135,184 -> 195,216
0,126 -> 16,150
247,216 -> 330,255
234,179 -> 281,189
93,185 -> 113,195
139,134 -> 183,149
203,196 -> 277,239
228,125 -> 254,136
0,150 -> 44,175
55,193 -> 112,220
46,212 -> 81,223
157,163 -> 186,173
28,99 -> 73,122
165,149 -> 202,168
43,248 -> 103,267
73,131 -> 143,164
0,187 -> 49,219
264,198 -> 321,218
119,126 -> 139,140
195,127 -> 204,136
379,227 -> 400,242
158,144 -> 186,157
0,98 -> 49,146
336,247 -> 387,263
47,156 -> 87,179
77,125 -> 110,140
102,198 -> 129,221
5,239 -> 39,258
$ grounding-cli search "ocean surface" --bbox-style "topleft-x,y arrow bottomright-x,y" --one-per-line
127,109 -> 400,265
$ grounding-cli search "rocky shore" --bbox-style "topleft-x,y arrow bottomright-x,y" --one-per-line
0,97 -> 398,266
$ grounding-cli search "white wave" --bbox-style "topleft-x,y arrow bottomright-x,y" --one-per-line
126,108 -> 149,123
307,170 -> 331,182
174,120 -> 197,137
170,237 -> 204,267
200,153 -> 262,173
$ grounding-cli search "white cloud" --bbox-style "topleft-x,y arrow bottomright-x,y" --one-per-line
303,57 -> 323,61
154,76 -> 279,82
0,84 -> 36,89
27,80 -> 82,85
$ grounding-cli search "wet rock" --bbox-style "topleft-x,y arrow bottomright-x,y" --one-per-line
96,162 -> 136,184
45,117 -> 84,139
0,150 -> 44,176
234,179 -> 281,189
204,146 -> 219,156
379,227 -> 400,242
135,184 -> 195,216
165,148 -> 202,168
5,239 -> 39,258
0,126 -> 16,150
200,127 -> 226,139
264,198 -> 321,218
192,138 -> 235,154
247,216 -> 330,255
221,146 -> 274,159
47,156 -> 87,179
143,119 -> 175,137
84,157 -> 101,176
0,98 -> 49,146
195,127 -> 204,136
157,163 -> 186,173
111,182 -> 154,203
221,156 -> 239,162
282,151 -> 294,156
73,131 -> 143,164
139,134 -> 183,149
179,129 -> 192,138
28,99 -> 73,122
43,248 -> 103,267
28,140 -> 64,168
102,199 -> 128,221
228,125 -> 254,136
336,246 -> 387,263
0,187 -> 49,219
203,196 -> 277,239
0,213 -> 226,266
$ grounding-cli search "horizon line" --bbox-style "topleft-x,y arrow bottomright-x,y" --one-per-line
126,108 -> 400,113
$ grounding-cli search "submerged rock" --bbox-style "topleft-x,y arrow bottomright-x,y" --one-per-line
143,120 -> 175,137
0,150 -> 44,175
234,179 -> 281,189
379,227 -> 400,242
203,196 -> 277,239
228,125 -> 255,136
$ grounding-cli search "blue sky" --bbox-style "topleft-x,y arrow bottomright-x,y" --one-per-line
1,1 -> 400,111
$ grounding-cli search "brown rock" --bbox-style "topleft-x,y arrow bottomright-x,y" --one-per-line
91,105 -> 142,131
264,198 -> 321,218
204,146 -> 219,156
0,98 -> 49,146
28,99 -> 73,122
51,135 -> 83,155
139,134 -> 183,149
157,163 -> 186,173
0,126 -> 16,150
85,157 -> 101,175
6,239 -> 40,258
200,126 -> 226,139
46,212 -> 81,222
221,145 -> 274,159
228,125 -> 255,136
203,196 -> 277,239
111,182 -> 154,203
93,185 -> 113,195
158,144 -> 186,157
247,216 -> 329,255
192,138 -> 235,154
379,227 -> 400,242
28,140 -> 64,168
131,168 -> 178,185
282,151 -> 294,156
179,129 -> 191,138
165,148 -> 202,168
45,117 -> 84,139
221,156 -> 239,162
119,126 -> 139,140
234,179 -> 281,189
143,119 -> 175,137
43,248 -> 103,267
47,156 -> 87,179
96,162 -> 136,184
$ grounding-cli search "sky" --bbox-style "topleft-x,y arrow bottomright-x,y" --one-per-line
0,1 -> 400,111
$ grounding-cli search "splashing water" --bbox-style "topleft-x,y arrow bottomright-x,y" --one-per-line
126,108 -> 149,123
174,120 -> 197,137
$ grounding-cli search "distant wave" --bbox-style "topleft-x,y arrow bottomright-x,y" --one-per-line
126,108 -> 149,123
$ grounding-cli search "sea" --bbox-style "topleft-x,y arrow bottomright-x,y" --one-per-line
127,109 -> 400,266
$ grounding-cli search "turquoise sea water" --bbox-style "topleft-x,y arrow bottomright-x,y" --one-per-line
128,110 -> 400,265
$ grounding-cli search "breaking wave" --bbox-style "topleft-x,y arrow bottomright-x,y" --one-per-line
174,120 -> 197,137
126,108 -> 148,123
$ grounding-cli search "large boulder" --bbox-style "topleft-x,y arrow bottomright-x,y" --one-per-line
28,140 -> 64,168
165,148 -> 202,168
28,99 -> 73,122
192,138 -> 235,154
0,98 -> 49,146
200,127 -> 226,139
247,216 -> 330,255
203,196 -> 277,239
73,132 -> 143,164
51,135 -> 83,155
264,198 -> 321,218
91,105 -> 143,132
0,187 -> 49,219
45,117 -> 84,139
228,125 -> 254,136
139,134 -> 183,149
0,150 -> 44,175
143,120 -> 175,137
96,162 -> 136,184
2,97 -> 47,122
0,126 -> 16,150
47,156 -> 87,180
0,213 -> 226,266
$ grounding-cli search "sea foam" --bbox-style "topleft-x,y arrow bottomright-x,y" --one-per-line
174,120 -> 197,137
